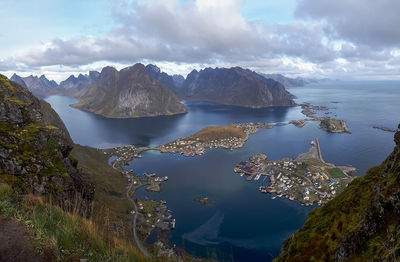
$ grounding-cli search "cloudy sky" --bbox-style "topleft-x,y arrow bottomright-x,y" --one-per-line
1,0 -> 399,82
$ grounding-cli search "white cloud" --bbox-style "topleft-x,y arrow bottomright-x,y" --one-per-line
13,0 -> 333,67
2,0 -> 400,80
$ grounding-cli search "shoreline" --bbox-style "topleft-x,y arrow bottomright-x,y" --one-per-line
103,145 -> 179,259
234,138 -> 356,206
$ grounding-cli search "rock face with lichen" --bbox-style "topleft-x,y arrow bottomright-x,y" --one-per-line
0,74 -> 94,217
274,127 -> 400,262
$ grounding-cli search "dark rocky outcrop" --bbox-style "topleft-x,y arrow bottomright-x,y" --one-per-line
274,127 -> 400,262
181,67 -> 296,108
0,74 -> 94,217
72,64 -> 188,118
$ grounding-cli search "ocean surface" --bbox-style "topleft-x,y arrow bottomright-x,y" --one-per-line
46,80 -> 400,261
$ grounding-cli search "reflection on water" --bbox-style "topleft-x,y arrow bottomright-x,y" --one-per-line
183,211 -> 224,245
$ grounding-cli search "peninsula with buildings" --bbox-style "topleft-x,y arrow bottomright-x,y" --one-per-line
234,138 -> 356,205
157,123 -> 272,156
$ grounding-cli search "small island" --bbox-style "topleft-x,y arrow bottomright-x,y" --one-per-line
317,118 -> 350,133
297,103 -> 351,133
373,126 -> 397,133
300,103 -> 329,117
234,138 -> 356,205
194,196 -> 211,206
289,119 -> 307,127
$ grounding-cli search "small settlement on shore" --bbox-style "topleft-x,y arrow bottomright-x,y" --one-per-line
99,102 -> 353,257
157,123 -> 272,156
234,138 -> 356,206
103,145 -> 177,257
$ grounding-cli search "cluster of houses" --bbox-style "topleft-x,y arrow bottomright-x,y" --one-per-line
235,154 -> 348,205
159,136 -> 246,156
109,145 -> 142,169
264,160 -> 343,205
138,200 -> 176,232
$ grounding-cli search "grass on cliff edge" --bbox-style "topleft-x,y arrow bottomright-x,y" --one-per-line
70,144 -> 132,238
183,124 -> 246,142
0,183 -> 147,262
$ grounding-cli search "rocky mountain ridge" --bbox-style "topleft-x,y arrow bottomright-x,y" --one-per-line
181,67 -> 296,108
11,64 -> 297,116
71,63 -> 188,118
10,74 -> 58,98
260,73 -> 311,88
145,64 -> 185,97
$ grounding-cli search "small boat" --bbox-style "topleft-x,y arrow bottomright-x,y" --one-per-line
271,196 -> 277,200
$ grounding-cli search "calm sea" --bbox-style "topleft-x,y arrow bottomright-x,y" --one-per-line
46,80 -> 400,261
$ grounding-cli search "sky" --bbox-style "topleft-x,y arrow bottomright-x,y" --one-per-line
1,0 -> 400,82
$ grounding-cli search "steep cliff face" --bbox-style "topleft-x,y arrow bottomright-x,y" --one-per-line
275,125 -> 400,262
0,74 -> 94,217
181,67 -> 296,108
72,64 -> 188,118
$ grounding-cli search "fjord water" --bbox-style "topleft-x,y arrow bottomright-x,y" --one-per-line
46,81 -> 400,261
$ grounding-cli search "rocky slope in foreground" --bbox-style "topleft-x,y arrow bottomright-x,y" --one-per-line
0,74 -> 94,217
182,67 -> 296,108
275,125 -> 400,262
72,64 -> 188,118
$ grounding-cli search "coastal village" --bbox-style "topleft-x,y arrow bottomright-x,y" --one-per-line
157,123 -> 272,156
99,104 -> 354,257
103,145 -> 178,258
234,138 -> 356,205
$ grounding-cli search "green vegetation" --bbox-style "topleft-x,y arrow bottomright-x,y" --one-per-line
43,125 -> 59,130
0,183 -> 146,262
71,145 -> 132,236
4,97 -> 29,106
184,124 -> 246,142
0,74 -> 16,94
327,167 -> 345,178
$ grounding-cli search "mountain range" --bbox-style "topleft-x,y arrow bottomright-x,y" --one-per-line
10,74 -> 58,98
180,67 -> 295,107
70,64 -> 188,118
11,64 -> 296,117
261,74 -> 311,87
